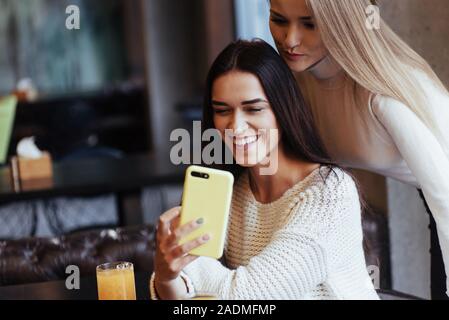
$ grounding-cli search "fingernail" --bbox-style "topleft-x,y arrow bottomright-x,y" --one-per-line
196,218 -> 204,225
202,234 -> 210,241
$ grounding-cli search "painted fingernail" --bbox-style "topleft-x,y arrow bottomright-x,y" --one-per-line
202,234 -> 210,241
196,218 -> 204,225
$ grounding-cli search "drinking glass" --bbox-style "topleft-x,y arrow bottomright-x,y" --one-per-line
96,261 -> 136,300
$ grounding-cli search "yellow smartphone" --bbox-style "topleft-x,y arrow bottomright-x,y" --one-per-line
179,165 -> 234,259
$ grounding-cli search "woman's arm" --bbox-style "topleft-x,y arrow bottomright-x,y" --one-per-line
373,95 -> 449,296
151,207 -> 210,300
150,228 -> 327,300
182,231 -> 328,300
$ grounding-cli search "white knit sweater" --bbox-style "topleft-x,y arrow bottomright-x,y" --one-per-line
151,166 -> 380,300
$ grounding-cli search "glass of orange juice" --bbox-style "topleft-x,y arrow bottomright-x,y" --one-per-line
96,261 -> 136,300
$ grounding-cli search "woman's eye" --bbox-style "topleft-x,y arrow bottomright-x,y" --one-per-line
214,109 -> 230,115
303,22 -> 316,30
248,108 -> 263,113
270,18 -> 288,25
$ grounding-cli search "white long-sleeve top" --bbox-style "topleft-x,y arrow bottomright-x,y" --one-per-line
151,167 -> 379,300
297,62 -> 449,296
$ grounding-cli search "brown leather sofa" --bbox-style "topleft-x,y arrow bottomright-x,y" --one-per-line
0,225 -> 155,286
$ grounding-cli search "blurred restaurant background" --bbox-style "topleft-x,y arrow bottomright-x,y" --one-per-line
0,0 -> 448,300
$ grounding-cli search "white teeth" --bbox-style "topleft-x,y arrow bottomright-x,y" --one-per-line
234,136 -> 258,146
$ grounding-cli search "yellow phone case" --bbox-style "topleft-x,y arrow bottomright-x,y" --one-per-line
179,165 -> 234,259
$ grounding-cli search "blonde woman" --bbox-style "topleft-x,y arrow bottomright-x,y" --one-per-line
269,0 -> 449,299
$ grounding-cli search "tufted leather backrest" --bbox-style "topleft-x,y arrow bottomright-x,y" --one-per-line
0,225 -> 155,286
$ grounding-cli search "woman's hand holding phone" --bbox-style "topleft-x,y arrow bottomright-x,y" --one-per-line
154,206 -> 210,284
153,166 -> 232,298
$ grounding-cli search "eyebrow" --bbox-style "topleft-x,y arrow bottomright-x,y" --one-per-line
270,9 -> 312,21
212,98 -> 268,107
242,98 -> 268,105
212,100 -> 229,107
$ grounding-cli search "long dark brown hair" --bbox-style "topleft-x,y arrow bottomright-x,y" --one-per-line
202,39 -> 337,179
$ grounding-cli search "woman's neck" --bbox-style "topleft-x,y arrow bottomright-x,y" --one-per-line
247,148 -> 320,204
307,55 -> 347,89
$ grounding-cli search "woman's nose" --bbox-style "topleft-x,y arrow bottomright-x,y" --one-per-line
284,25 -> 302,50
229,112 -> 248,134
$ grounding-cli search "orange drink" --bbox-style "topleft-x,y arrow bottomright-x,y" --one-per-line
96,261 -> 136,300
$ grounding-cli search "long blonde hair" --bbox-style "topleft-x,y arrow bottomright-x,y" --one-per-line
304,0 -> 448,143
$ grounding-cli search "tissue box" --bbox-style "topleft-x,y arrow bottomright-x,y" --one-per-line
11,152 -> 53,181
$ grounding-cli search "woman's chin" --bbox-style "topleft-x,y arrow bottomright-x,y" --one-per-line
286,62 -> 308,73
234,155 -> 258,167
234,157 -> 253,167
282,58 -> 312,73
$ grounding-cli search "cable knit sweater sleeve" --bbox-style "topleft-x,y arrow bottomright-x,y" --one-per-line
175,171 -> 360,300
372,93 -> 449,297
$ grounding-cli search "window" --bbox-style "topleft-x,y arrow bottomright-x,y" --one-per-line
234,0 -> 275,47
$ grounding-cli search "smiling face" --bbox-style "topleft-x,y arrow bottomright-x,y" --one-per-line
269,0 -> 328,73
211,71 -> 280,167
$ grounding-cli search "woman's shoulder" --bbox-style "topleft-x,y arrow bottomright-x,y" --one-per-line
370,93 -> 410,119
283,166 -> 361,239
289,166 -> 360,217
411,68 -> 449,96
305,166 -> 358,196
370,69 -> 449,118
